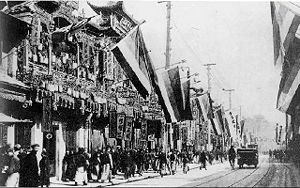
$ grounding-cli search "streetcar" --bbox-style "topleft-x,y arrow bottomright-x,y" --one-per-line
237,146 -> 259,169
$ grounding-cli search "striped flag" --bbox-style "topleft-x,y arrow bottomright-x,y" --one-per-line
272,2 -> 300,113
270,2 -> 300,66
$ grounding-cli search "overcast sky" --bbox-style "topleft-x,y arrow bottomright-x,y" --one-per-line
79,1 -> 286,125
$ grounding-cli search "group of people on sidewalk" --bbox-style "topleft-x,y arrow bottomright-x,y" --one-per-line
0,143 -> 50,187
0,143 -> 238,187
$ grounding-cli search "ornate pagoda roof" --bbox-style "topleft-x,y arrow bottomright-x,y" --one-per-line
87,1 -> 139,26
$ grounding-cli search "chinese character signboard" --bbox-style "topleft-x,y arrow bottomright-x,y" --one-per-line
42,97 -> 52,132
109,111 -> 117,138
124,117 -> 133,141
140,119 -> 147,141
116,113 -> 126,139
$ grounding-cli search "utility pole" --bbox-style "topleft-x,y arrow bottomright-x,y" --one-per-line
223,88 -> 235,110
203,64 -> 216,93
203,64 -> 216,151
158,1 -> 172,154
159,1 -> 172,69
165,1 -> 171,69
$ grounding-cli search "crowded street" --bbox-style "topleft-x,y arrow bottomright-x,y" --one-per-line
2,0 -> 300,187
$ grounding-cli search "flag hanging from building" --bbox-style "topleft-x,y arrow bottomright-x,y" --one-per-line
271,2 -> 300,114
116,113 -> 126,139
196,93 -> 213,121
270,2 -> 300,66
109,111 -> 117,138
111,25 -> 152,99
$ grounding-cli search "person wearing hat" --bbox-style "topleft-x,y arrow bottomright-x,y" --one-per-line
5,146 -> 20,187
23,144 -> 40,187
39,149 -> 50,187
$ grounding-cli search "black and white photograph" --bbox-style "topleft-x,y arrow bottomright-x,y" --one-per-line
0,0 -> 300,187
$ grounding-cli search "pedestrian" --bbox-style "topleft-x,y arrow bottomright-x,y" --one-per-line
17,145 -> 27,187
170,150 -> 177,175
182,151 -> 189,174
90,150 -> 101,182
111,147 -> 120,176
74,147 -> 88,186
5,146 -> 21,187
228,146 -> 236,170
136,149 -> 144,176
62,150 -> 69,182
199,150 -> 207,170
39,149 -> 50,187
23,144 -> 40,187
100,146 -> 113,183
158,150 -> 167,177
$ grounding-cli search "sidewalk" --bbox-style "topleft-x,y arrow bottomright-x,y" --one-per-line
50,161 -> 225,187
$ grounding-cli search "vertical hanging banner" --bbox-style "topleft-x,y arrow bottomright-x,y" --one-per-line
124,117 -> 133,141
42,97 -> 52,132
191,120 -> 196,141
109,111 -> 117,138
182,127 -> 188,143
140,119 -> 147,141
116,113 -> 126,139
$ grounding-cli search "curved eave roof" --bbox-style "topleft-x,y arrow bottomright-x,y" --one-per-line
87,1 -> 139,26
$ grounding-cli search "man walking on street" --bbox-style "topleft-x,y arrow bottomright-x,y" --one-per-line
199,150 -> 207,170
228,146 -> 236,170
23,144 -> 40,187
5,146 -> 20,187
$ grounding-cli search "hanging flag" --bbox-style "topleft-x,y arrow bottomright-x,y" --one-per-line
109,111 -> 117,138
180,67 -> 193,120
240,120 -> 245,137
116,113 -> 126,139
270,2 -> 300,66
162,67 -> 181,121
111,25 -> 152,99
196,93 -> 212,121
271,2 -> 300,114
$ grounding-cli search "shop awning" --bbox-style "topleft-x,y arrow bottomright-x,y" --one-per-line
0,113 -> 32,123
111,26 -> 152,99
0,11 -> 31,53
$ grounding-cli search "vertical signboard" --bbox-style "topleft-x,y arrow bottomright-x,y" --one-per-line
109,111 -> 117,138
42,97 -> 52,132
116,113 -> 126,139
140,119 -> 147,141
124,117 -> 133,141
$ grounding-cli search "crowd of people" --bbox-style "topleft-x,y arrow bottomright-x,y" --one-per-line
269,149 -> 287,162
0,144 -> 50,187
0,143 -> 232,187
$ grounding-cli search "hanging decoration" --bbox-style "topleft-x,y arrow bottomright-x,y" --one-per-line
116,113 -> 125,139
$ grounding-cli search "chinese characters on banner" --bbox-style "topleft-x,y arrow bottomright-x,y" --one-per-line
191,120 -> 196,141
182,127 -> 188,143
124,117 -> 133,141
116,113 -> 125,139
42,97 -> 52,132
109,111 -> 117,138
140,119 -> 147,141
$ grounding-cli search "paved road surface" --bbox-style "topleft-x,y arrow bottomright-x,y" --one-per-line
110,155 -> 300,187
